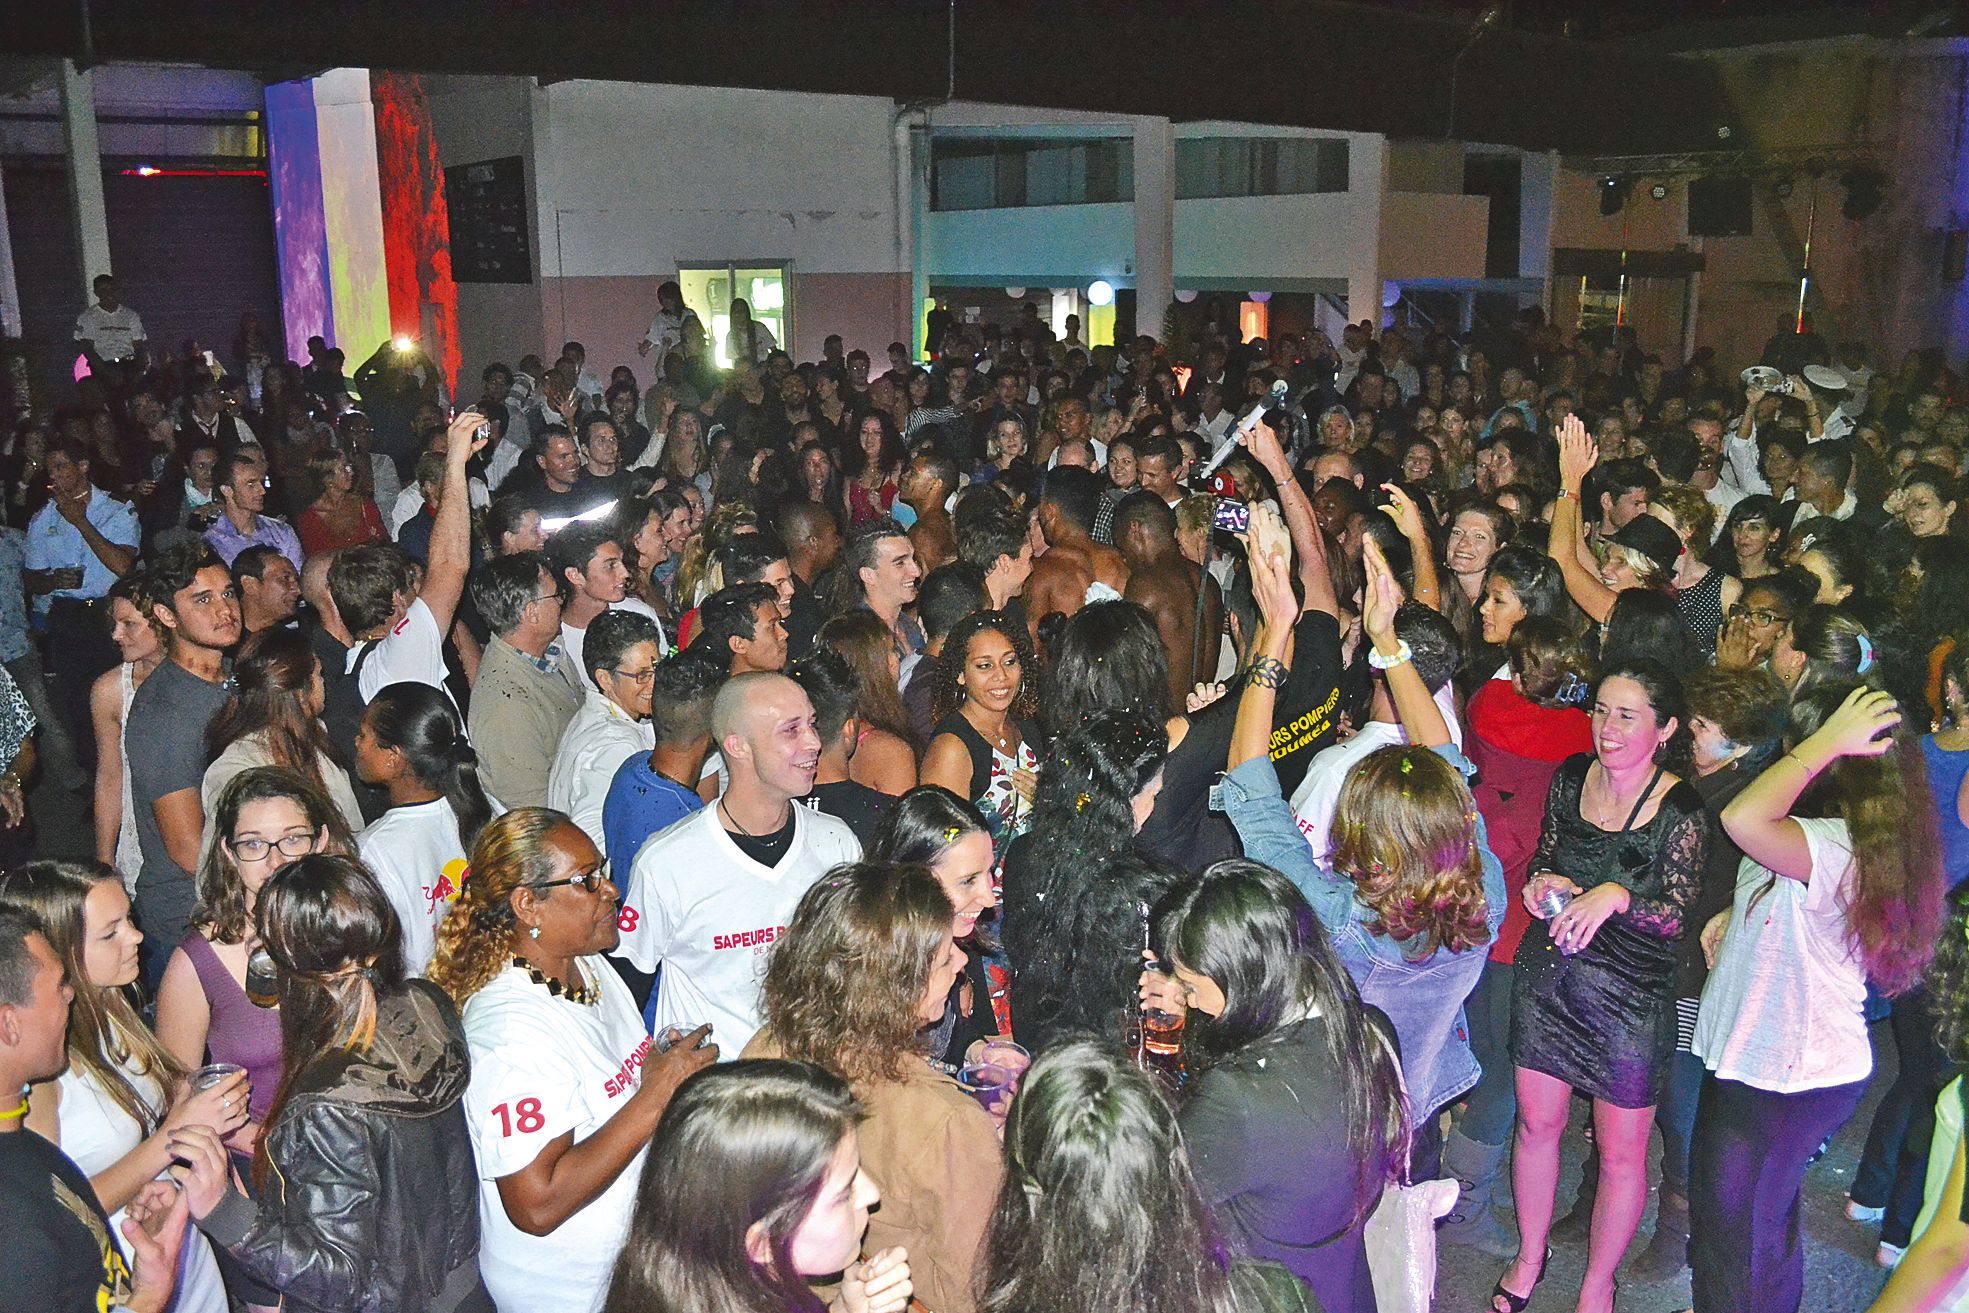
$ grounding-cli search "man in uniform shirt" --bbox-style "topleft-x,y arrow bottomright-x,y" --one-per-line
27,438 -> 139,764
615,672 -> 861,1053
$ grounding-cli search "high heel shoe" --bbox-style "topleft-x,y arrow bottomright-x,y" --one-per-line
1489,1246 -> 1552,1313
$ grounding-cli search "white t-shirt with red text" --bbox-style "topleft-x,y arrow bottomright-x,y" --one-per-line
356,795 -> 504,976
461,959 -> 652,1313
615,803 -> 860,1054
349,595 -> 451,703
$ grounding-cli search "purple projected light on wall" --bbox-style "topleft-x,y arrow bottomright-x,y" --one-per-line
265,80 -> 331,355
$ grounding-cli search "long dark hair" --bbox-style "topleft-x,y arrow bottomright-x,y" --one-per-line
604,1061 -> 862,1313
870,785 -> 990,866
978,1040 -> 1242,1313
1028,710 -> 1165,868
843,410 -> 905,481
206,626 -> 344,801
1153,859 -> 1408,1220
1043,601 -> 1172,736
361,682 -> 494,853
1776,683 -> 1944,997
253,853 -> 407,1187
1484,544 -> 1578,634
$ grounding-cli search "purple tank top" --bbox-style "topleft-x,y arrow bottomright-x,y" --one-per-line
181,933 -> 284,1123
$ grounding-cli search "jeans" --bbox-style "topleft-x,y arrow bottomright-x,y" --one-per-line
1657,1046 -> 1708,1199
1852,988 -> 1952,1246
1689,1073 -> 1867,1313
1460,959 -> 1517,1146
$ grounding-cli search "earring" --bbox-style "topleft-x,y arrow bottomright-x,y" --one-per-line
528,926 -> 541,940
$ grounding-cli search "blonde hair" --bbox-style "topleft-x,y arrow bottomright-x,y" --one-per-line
428,808 -> 569,1005
1326,747 -> 1489,955
1649,482 -> 1715,553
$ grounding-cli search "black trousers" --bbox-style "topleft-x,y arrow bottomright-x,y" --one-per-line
42,597 -> 119,772
1688,1072 -> 1867,1313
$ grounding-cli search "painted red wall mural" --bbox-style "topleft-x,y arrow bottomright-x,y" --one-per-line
372,73 -> 461,392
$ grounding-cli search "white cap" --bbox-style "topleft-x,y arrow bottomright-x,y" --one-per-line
1802,364 -> 1848,391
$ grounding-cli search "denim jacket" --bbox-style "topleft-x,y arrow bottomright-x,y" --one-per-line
1219,745 -> 1507,1120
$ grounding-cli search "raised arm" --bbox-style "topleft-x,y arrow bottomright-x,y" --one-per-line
1722,685 -> 1901,881
1240,418 -> 1337,617
419,411 -> 487,635
1360,536 -> 1449,748
1547,415 -> 1617,624
1377,483 -> 1440,614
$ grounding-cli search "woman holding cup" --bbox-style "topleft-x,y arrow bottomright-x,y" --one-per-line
0,858 -> 237,1313
1494,661 -> 1713,1313
746,861 -> 1002,1313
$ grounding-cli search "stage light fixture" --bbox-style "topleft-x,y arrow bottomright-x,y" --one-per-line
1087,280 -> 1115,307
1599,176 -> 1632,216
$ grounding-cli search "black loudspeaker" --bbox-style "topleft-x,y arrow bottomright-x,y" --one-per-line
1688,175 -> 1753,236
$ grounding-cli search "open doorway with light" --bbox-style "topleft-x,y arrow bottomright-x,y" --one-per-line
679,263 -> 792,367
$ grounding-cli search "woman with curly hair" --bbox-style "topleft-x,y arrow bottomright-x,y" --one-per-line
919,610 -> 1039,846
1690,684 -> 1944,1311
998,709 -> 1181,1055
1220,534 -> 1503,1187
430,808 -> 714,1313
743,861 -> 1002,1313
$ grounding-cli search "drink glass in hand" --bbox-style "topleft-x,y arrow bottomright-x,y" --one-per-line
1536,882 -> 1578,956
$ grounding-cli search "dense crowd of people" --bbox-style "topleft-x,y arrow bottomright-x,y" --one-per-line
4,274 -> 1969,1313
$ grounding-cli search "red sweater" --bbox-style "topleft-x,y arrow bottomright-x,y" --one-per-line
1467,678 -> 1593,963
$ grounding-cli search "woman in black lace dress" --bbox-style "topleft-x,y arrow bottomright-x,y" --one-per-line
1489,661 -> 1713,1313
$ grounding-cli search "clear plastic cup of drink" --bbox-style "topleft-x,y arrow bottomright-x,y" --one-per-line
192,1062 -> 246,1091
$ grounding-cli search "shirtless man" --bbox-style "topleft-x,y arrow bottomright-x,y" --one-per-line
1114,491 -> 1223,705
1022,467 -> 1128,645
901,449 -> 958,574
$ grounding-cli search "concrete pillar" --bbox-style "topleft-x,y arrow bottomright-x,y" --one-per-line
1519,150 -> 1559,312
59,62 -> 113,301
0,161 -> 21,338
1132,117 -> 1175,343
905,119 -> 930,359
1348,134 -> 1389,331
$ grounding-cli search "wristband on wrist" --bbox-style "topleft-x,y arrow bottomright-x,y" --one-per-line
1557,488 -> 1581,501
1248,655 -> 1288,689
1366,640 -> 1413,671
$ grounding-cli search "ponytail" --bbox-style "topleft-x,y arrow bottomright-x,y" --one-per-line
363,682 -> 494,852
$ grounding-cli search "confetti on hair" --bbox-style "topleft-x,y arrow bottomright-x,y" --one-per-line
1075,792 -> 1092,812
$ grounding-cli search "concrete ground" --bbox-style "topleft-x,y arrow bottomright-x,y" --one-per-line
15,770 -> 1916,1312
1434,1038 -> 1898,1312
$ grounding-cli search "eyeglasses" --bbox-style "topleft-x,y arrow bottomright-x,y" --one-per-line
228,833 -> 316,862
610,666 -> 659,685
526,591 -> 562,608
534,866 -> 612,894
1728,605 -> 1789,627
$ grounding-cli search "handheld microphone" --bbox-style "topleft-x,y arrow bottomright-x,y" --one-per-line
1196,378 -> 1289,482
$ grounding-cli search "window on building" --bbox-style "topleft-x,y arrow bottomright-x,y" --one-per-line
1174,137 -> 1349,200
678,264 -> 791,368
930,139 -> 1133,211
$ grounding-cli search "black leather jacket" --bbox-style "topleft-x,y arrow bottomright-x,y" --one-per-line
198,980 -> 491,1313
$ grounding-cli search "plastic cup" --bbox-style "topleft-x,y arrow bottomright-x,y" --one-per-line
957,1062 -> 1016,1120
192,1062 -> 246,1091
